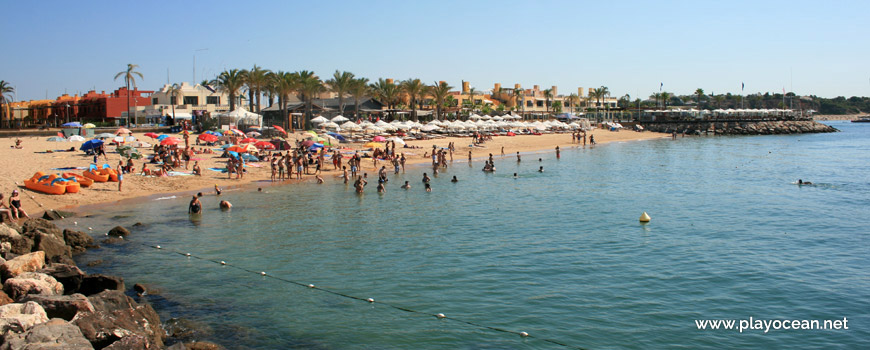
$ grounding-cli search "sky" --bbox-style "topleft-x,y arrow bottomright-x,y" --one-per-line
2,0 -> 869,101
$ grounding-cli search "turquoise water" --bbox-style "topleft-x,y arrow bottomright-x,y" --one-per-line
69,121 -> 869,349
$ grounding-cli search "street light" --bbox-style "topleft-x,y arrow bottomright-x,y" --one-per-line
65,103 -> 71,124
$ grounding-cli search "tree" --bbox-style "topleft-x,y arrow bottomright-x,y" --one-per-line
216,69 -> 245,112
166,83 -> 184,122
349,77 -> 370,119
513,86 -> 525,118
714,95 -> 724,108
246,65 -> 270,113
465,87 -> 477,116
272,71 -> 298,130
566,93 -> 579,114
542,88 -> 553,117
552,101 -> 563,114
430,81 -> 453,120
326,70 -> 355,116
0,81 -> 13,128
695,88 -> 705,109
114,64 -> 144,125
400,78 -> 426,121
369,78 -> 400,119
296,70 -> 322,129
660,91 -> 672,108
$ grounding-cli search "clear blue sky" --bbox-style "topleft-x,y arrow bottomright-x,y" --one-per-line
3,0 -> 868,101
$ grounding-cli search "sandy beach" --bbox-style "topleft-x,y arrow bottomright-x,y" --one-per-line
0,128 -> 668,216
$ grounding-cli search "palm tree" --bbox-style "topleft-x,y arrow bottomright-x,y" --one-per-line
465,87 -> 477,116
566,93 -> 579,114
400,78 -> 426,121
0,81 -> 13,128
166,83 -> 184,122
216,69 -> 245,112
296,70 -> 322,129
513,87 -> 524,118
326,70 -> 355,116
542,88 -> 553,118
661,91 -> 672,109
349,77 -> 370,119
695,88 -> 705,109
271,71 -> 298,130
369,78 -> 400,119
114,64 -> 144,125
245,65 -> 270,113
714,94 -> 724,108
430,81 -> 453,120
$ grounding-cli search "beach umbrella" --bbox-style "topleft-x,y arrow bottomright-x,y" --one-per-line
157,134 -> 170,141
388,137 -> 405,146
372,136 -> 386,142
246,127 -> 261,132
254,141 -> 276,150
115,127 -> 131,135
327,132 -> 346,142
47,136 -> 67,142
95,133 -> 115,139
240,137 -> 257,144
62,122 -> 83,127
82,123 -> 96,128
308,143 -> 324,149
227,150 -> 240,158
226,146 -> 248,153
125,136 -> 137,142
364,142 -> 385,149
220,143 -> 235,149
68,135 -> 86,142
113,136 -> 125,143
246,131 -> 262,137
144,132 -> 159,139
80,139 -> 103,151
320,122 -> 339,129
331,115 -> 349,123
228,128 -> 245,136
301,140 -> 315,147
160,138 -> 180,146
311,116 -> 329,124
178,130 -> 191,135
304,130 -> 318,137
272,125 -> 287,135
340,121 -> 361,131
198,134 -> 219,142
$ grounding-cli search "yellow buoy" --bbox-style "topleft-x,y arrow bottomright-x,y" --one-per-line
639,212 -> 651,223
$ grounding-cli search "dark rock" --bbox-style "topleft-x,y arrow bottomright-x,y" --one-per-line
132,222 -> 143,227
107,226 -> 130,237
78,274 -> 124,296
64,229 -> 97,254
0,291 -> 13,306
102,237 -> 125,245
48,254 -> 77,266
21,219 -> 63,240
73,290 -> 163,349
34,232 -> 71,262
20,293 -> 94,321
133,283 -> 146,295
0,224 -> 34,256
38,264 -> 84,295
184,341 -> 225,350
0,318 -> 94,350
86,260 -> 104,267
103,334 -> 157,350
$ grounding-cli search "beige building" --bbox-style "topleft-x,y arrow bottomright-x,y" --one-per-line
145,82 -> 234,120
466,82 -> 618,115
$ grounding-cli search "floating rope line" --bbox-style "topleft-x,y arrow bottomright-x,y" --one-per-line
140,241 -> 588,350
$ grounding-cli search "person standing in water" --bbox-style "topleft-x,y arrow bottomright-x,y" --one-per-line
516,152 -> 521,162
116,161 -> 124,192
189,195 -> 202,214
556,146 -> 560,159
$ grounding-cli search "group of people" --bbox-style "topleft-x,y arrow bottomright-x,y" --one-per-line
0,190 -> 28,223
570,131 -> 590,145
269,150 -> 313,181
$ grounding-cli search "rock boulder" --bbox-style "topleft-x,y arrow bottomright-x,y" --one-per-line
63,229 -> 98,254
20,293 -> 94,321
73,290 -> 163,349
0,301 -> 48,335
21,219 -> 63,241
34,232 -> 71,263
78,274 -> 124,296
3,272 -> 64,301
107,226 -> 130,237
38,264 -> 85,295
1,318 -> 94,350
0,251 -> 45,280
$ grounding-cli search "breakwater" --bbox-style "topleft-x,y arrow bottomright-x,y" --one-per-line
640,120 -> 838,135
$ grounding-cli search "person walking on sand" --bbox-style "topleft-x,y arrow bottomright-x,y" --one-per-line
501,146 -> 505,156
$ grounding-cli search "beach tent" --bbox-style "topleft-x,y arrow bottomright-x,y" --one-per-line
68,135 -> 86,142
216,107 -> 262,127
388,137 -> 406,146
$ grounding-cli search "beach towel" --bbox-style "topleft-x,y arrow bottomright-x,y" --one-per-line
208,168 -> 228,173
51,167 -> 87,170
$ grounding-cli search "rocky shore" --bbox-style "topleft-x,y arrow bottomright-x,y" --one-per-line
640,120 -> 838,135
0,218 -> 220,350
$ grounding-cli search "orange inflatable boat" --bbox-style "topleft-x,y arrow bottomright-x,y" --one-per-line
62,173 -> 94,187
83,164 -> 110,182
98,164 -> 119,182
24,172 -> 80,195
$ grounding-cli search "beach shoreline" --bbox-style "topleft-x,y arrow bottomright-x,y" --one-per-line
1,129 -> 669,217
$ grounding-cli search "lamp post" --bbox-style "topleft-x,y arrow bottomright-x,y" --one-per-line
65,103 -> 71,124
193,48 -> 208,84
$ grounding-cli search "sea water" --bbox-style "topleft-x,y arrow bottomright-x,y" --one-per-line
69,121 -> 869,349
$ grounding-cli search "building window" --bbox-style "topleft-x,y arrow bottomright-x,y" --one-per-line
152,98 -> 158,105
536,101 -> 543,107
183,96 -> 199,105
206,96 -> 220,105
526,101 -> 533,107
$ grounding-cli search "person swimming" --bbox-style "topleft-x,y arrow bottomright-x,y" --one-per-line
538,166 -> 544,172
513,173 -> 518,178
189,195 -> 202,214
425,183 -> 432,192
214,184 -> 222,195
219,200 -> 232,210
798,179 -> 813,185
451,176 -> 458,182
401,181 -> 411,189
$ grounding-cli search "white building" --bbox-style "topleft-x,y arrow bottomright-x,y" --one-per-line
145,82 -> 234,120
